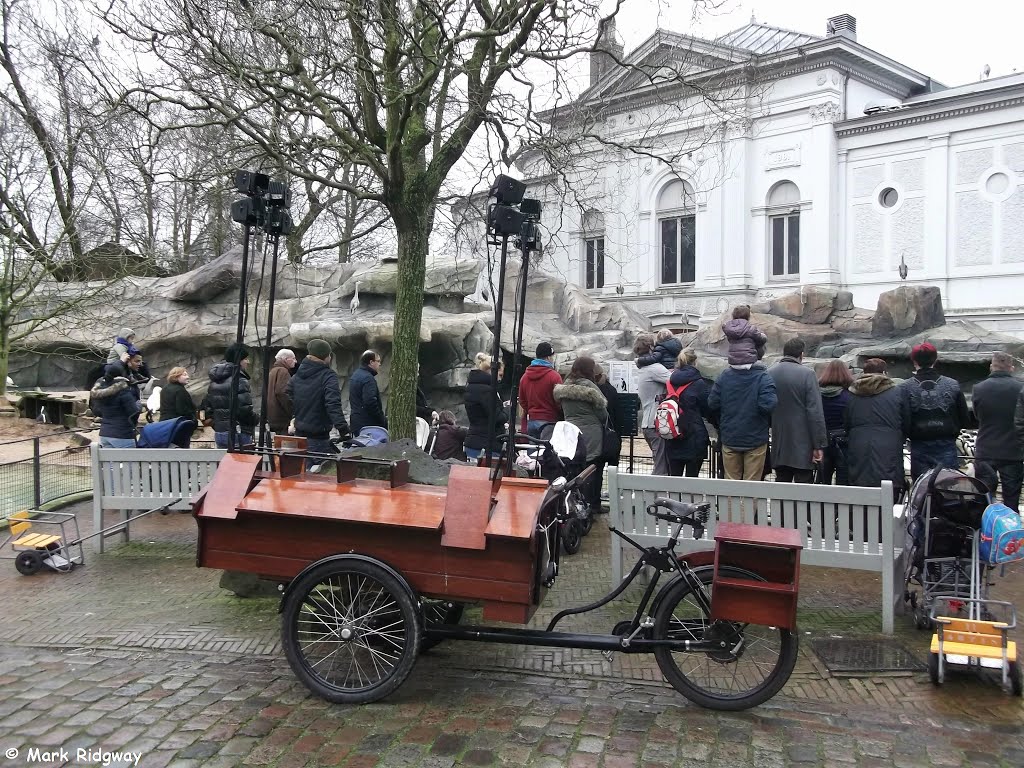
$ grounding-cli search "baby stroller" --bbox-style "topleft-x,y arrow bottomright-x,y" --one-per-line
903,466 -> 991,629
137,417 -> 197,448
515,421 -> 591,555
341,426 -> 390,449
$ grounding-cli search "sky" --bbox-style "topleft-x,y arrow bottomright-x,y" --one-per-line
612,0 -> 1024,87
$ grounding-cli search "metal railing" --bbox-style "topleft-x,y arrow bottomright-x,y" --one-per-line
0,433 -> 221,522
0,436 -> 92,521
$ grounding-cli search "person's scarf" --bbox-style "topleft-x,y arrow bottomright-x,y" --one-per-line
116,336 -> 140,357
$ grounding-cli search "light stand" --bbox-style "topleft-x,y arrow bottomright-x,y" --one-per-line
503,209 -> 542,477
480,175 -> 542,479
257,189 -> 293,450
228,170 -> 292,453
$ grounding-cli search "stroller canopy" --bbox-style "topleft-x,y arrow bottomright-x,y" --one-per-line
138,417 -> 196,448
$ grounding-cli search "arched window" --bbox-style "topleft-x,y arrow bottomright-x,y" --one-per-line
657,179 -> 696,285
581,209 -> 605,289
767,181 -> 800,278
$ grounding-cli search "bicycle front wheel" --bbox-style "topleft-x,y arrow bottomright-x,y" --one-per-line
652,567 -> 797,711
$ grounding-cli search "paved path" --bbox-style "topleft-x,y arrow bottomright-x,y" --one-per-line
1,501 -> 1022,767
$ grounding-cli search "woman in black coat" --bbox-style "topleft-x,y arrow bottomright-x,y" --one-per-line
160,367 -> 198,422
663,348 -> 710,477
463,353 -> 507,462
844,358 -> 911,497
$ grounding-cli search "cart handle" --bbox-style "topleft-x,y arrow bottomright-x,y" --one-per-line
74,498 -> 184,544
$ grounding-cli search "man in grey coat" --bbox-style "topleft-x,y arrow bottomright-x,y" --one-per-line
768,338 -> 827,483
634,333 -> 672,475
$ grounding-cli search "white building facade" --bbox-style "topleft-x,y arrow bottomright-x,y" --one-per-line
512,15 -> 1024,335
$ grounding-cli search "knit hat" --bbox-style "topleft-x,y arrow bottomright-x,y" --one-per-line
118,328 -> 135,340
535,342 -> 554,359
911,342 -> 937,366
307,339 -> 332,359
224,343 -> 250,364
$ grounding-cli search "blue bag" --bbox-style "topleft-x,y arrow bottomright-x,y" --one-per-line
979,503 -> 1024,565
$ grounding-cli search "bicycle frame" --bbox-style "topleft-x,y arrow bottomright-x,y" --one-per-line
423,517 -> 721,654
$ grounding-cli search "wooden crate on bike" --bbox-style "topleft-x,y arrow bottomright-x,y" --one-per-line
711,522 -> 802,630
194,454 -> 553,624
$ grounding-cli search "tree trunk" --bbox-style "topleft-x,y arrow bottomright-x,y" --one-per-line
390,213 -> 430,440
0,324 -> 10,399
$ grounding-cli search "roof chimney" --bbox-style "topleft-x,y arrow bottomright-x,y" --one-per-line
826,14 -> 857,42
590,18 -> 624,88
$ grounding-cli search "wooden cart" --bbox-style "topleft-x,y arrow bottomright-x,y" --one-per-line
194,447 -> 802,711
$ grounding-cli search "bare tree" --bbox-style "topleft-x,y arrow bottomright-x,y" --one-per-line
100,0 -> 649,438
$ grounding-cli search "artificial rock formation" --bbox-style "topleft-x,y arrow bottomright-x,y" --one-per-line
10,250 -> 651,415
689,284 -> 1024,388
10,249 -> 1023,413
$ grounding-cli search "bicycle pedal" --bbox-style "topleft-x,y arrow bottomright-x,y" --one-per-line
601,650 -> 614,663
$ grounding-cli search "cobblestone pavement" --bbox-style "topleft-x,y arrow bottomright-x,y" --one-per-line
0,501 -> 1022,767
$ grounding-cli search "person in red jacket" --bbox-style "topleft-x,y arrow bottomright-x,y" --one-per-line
518,342 -> 563,437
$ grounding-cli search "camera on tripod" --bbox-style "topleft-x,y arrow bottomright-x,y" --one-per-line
486,174 -> 542,252
230,170 -> 292,237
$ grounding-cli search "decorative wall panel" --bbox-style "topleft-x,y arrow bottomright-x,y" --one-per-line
853,165 -> 885,197
956,148 -> 992,185
893,158 -> 925,192
955,191 -> 993,266
891,197 -> 925,268
852,203 -> 883,273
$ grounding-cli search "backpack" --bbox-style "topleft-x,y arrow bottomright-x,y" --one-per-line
654,380 -> 691,439
980,503 -> 1024,565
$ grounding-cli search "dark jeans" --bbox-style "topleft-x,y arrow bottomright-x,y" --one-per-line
910,439 -> 957,482
585,460 -> 606,512
526,420 -> 550,438
975,460 -> 1024,512
214,431 -> 254,449
668,456 -> 704,477
817,444 -> 849,485
774,465 -> 814,483
302,436 -> 337,470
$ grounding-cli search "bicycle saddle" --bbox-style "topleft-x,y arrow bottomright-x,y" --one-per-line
647,498 -> 711,527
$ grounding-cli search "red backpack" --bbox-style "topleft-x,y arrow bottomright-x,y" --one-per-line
654,380 -> 691,439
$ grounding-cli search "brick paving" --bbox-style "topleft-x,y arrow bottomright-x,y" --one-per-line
0,500 -> 1022,767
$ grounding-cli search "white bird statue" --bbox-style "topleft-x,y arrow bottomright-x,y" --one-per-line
350,281 -> 361,314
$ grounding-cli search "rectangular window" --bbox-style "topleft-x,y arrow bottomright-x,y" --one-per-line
770,213 -> 800,277
660,215 -> 696,285
584,237 -> 605,289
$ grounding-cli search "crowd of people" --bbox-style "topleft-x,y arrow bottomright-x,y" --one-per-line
88,316 -> 1024,514
630,308 -> 1023,511
89,332 -> 390,456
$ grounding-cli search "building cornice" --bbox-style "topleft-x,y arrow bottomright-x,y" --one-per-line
836,95 -> 1024,136
547,54 -> 912,128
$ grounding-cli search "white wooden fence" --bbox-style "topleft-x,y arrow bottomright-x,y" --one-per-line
606,467 -> 904,633
90,445 -> 225,552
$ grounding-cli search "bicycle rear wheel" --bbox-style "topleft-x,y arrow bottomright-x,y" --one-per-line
652,567 -> 797,711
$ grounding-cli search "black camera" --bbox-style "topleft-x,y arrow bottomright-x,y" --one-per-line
230,197 -> 265,226
234,170 -> 270,197
266,180 -> 291,208
264,208 -> 293,236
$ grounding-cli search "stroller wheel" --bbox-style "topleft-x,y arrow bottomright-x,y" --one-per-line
1009,660 -> 1023,697
914,606 -> 932,631
15,550 -> 44,576
561,519 -> 583,555
928,653 -> 941,685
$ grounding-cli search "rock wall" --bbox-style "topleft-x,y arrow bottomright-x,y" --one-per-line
12,254 -> 1023,414
9,250 -> 651,417
688,284 -> 1024,389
